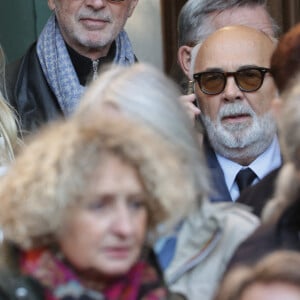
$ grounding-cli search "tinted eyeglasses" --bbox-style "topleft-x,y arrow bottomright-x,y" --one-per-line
193,67 -> 271,95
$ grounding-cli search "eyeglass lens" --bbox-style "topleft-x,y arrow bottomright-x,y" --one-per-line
236,69 -> 264,91
197,68 -> 266,95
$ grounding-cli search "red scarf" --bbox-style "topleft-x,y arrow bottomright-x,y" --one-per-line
20,248 -> 167,300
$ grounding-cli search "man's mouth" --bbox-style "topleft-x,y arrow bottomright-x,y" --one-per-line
80,18 -> 109,29
221,113 -> 251,123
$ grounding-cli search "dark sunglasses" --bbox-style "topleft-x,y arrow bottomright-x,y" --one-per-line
193,67 -> 271,95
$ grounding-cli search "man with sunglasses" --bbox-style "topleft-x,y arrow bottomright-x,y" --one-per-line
160,25 -> 280,300
156,0 -> 281,273
6,0 -> 139,132
192,25 -> 281,203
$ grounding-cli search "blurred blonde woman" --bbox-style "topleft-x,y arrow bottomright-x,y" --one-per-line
0,46 -> 20,167
0,115 -> 193,300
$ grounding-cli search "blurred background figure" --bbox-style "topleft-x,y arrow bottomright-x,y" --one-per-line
0,114 -> 194,299
227,22 -> 300,268
237,22 -> 300,216
214,251 -> 300,300
0,46 -> 21,171
228,71 -> 300,268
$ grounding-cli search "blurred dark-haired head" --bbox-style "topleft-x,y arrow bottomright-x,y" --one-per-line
271,23 -> 300,94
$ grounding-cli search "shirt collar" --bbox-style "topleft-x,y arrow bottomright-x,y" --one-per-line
216,135 -> 282,201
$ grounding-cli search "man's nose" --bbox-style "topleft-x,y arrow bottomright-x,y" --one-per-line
222,76 -> 243,102
85,0 -> 106,9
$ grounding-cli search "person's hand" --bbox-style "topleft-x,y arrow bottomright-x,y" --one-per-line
179,93 -> 201,121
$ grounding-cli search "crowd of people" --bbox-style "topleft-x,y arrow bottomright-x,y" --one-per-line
0,0 -> 299,299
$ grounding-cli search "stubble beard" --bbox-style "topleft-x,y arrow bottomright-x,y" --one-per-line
59,9 -> 117,54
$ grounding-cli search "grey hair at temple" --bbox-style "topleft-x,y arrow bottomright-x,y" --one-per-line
178,0 -> 280,47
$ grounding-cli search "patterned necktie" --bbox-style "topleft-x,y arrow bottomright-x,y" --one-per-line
235,168 -> 257,192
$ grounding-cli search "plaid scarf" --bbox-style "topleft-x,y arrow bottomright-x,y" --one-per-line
20,248 -> 168,300
37,13 -> 136,116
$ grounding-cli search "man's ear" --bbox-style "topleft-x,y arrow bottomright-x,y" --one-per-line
48,0 -> 55,10
128,0 -> 139,18
178,45 -> 192,78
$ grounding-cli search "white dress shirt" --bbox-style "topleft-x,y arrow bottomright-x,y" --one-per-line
216,136 -> 282,201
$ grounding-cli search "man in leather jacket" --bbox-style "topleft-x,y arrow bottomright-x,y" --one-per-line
6,0 -> 138,133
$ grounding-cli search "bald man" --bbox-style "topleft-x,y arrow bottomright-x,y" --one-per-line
178,0 -> 279,119
163,26 -> 280,300
191,25 -> 281,202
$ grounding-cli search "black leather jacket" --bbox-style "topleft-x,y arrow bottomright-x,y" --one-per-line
6,43 -> 64,134
6,42 -> 138,135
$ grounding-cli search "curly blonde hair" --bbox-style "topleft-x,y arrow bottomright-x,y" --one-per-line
0,115 -> 197,250
0,46 -> 20,163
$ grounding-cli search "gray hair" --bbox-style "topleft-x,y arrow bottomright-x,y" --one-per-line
76,63 -> 210,204
178,0 -> 280,47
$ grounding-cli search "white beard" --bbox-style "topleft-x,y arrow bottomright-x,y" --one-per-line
201,102 -> 277,162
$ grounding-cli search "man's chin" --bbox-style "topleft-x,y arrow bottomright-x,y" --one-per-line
222,122 -> 251,132
211,130 -> 254,151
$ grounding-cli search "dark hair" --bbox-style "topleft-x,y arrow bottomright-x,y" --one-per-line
0,271 -> 45,300
271,23 -> 300,94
